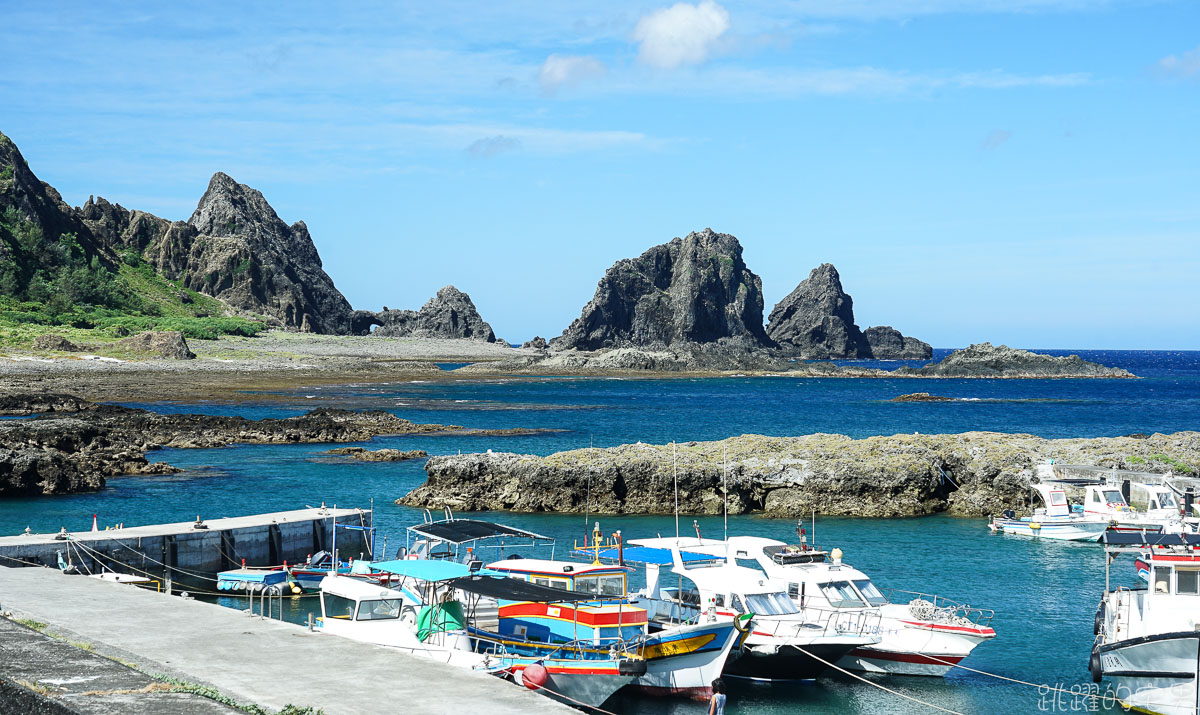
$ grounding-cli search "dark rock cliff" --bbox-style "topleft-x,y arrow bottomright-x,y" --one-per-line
372,285 -> 496,341
767,263 -> 930,359
551,229 -> 772,350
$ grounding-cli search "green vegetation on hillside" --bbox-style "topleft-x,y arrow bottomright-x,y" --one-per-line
0,206 -> 264,346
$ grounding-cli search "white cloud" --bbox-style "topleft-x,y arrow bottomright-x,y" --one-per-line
1158,45 -> 1200,79
981,129 -> 1012,150
633,0 -> 731,69
539,54 -> 606,94
465,135 -> 521,158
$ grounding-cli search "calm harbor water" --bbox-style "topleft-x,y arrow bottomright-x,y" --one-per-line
3,349 -> 1199,713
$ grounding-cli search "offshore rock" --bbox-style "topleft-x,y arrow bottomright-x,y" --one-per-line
891,392 -> 953,402
550,229 -> 772,351
862,326 -> 932,360
373,286 -> 496,342
400,431 -> 1200,518
896,343 -> 1135,379
322,447 -> 429,462
767,263 -> 865,358
455,340 -> 796,375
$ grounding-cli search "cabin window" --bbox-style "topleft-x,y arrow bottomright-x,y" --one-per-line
531,576 -> 569,590
745,593 -> 799,616
356,598 -> 402,621
322,592 -> 356,620
1154,567 -> 1172,594
1160,492 -> 1178,509
713,594 -> 726,607
1090,491 -> 1102,503
730,594 -> 745,613
853,579 -> 889,606
1102,490 -> 1124,504
819,581 -> 867,608
787,583 -> 799,598
1049,491 -> 1068,507
1177,570 -> 1200,595
575,575 -> 626,597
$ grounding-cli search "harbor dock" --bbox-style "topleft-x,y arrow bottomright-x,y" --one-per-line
0,567 -> 569,714
0,507 -> 373,590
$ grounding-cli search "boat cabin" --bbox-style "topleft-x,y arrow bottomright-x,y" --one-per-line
1033,483 -> 1074,517
485,558 -> 647,644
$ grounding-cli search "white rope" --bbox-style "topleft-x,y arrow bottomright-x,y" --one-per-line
795,646 -> 967,715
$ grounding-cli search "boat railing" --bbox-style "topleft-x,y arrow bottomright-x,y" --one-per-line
1106,587 -> 1140,642
882,589 -> 995,628
751,605 -> 881,642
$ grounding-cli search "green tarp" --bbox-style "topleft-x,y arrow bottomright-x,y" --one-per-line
417,600 -> 466,642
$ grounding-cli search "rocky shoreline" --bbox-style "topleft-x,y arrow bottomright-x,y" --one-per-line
399,431 -> 1200,518
0,394 -> 543,497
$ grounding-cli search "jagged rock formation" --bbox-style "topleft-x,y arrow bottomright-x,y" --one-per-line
400,431 -> 1200,518
551,229 -> 771,351
372,286 -> 495,341
767,263 -> 930,359
896,343 -> 1134,379
112,331 -> 195,359
863,326 -> 932,360
521,336 -> 548,350
0,131 -> 354,333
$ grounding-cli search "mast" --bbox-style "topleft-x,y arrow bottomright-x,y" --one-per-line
723,443 -> 729,541
673,442 -> 680,541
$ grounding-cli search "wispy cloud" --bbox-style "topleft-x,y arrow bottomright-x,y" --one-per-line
539,54 -> 607,95
1157,45 -> 1200,79
633,0 -> 731,69
465,135 -> 522,158
981,129 -> 1012,150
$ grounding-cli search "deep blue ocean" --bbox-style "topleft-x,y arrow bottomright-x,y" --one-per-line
3,349 -> 1199,714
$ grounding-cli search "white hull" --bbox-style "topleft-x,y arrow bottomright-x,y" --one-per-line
1099,632 -> 1200,715
524,669 -> 633,709
990,518 -> 1108,541
837,604 -> 994,676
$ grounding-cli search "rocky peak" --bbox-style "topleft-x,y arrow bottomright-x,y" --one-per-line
862,325 -> 932,360
373,285 -> 496,341
0,131 -> 98,256
766,263 -> 867,358
550,228 -> 772,351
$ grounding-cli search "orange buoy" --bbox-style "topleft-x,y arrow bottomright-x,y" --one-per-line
521,663 -> 548,690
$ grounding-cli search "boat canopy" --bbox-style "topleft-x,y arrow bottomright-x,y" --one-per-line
445,574 -> 607,603
1102,532 -> 1200,548
370,559 -> 502,582
580,545 -> 719,566
406,519 -> 551,545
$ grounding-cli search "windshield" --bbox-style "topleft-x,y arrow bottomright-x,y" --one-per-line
820,580 -> 866,608
574,574 -> 626,597
356,598 -> 401,621
744,592 -> 799,616
852,579 -> 888,606
1158,492 -> 1178,508
1102,490 -> 1125,504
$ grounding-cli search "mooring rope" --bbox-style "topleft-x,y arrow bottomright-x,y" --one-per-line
795,646 -> 967,715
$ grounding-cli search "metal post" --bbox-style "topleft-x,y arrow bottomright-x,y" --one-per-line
673,442 -> 679,541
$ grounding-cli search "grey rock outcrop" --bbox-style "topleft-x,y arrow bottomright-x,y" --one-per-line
521,336 -> 548,350
113,331 -> 195,359
767,263 -> 930,359
766,263 -> 864,358
896,343 -> 1134,379
373,286 -> 496,342
551,229 -> 771,351
863,325 -> 932,360
400,431 -> 1200,518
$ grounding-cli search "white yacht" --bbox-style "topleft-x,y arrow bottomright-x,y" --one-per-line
701,535 -> 997,676
989,483 -> 1110,541
1092,531 -> 1200,715
1081,482 -> 1194,535
621,536 -> 881,681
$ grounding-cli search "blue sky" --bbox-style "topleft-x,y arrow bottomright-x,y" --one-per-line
2,1 -> 1197,348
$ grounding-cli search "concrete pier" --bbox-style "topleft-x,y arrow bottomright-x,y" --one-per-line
0,567 -> 568,714
0,508 -> 374,590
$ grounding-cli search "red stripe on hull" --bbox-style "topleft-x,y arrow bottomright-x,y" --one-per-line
630,684 -> 713,700
849,648 -> 965,666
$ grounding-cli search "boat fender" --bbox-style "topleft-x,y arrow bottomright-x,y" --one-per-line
521,663 -> 548,690
289,581 -> 302,595
234,580 -> 247,592
1029,523 -> 1042,530
1094,600 -> 1106,636
734,613 -> 754,634
619,659 -> 648,676
1089,647 -> 1103,683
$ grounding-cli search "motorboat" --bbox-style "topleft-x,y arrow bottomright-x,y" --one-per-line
317,557 -> 642,709
1091,531 -> 1200,715
989,483 -> 1110,541
486,556 -> 743,698
586,535 -> 881,681
701,533 -> 996,676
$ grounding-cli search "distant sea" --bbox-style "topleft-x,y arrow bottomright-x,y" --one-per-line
4,349 -> 1199,714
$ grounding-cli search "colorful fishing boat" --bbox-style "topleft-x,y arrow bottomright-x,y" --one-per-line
989,483 -> 1109,541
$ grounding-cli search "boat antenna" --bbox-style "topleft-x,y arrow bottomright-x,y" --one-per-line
812,509 -> 816,550
673,441 -> 680,541
584,434 -> 593,532
723,442 -> 729,541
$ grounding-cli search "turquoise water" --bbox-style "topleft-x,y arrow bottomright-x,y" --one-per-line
3,349 -> 1199,713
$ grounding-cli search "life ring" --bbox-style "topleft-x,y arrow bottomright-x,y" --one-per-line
1089,647 -> 1103,684
734,613 -> 754,634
